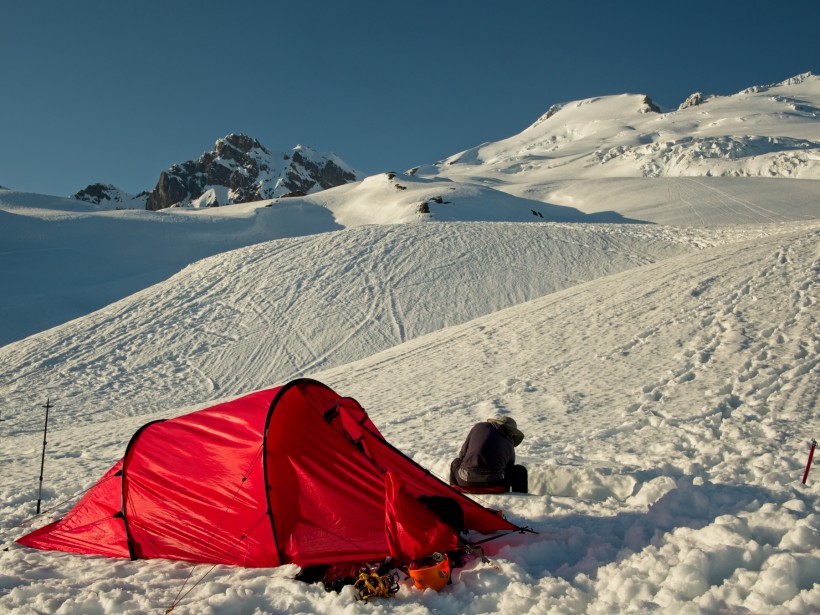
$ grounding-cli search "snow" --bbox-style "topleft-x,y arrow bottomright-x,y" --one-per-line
419,73 -> 820,191
1,74 -> 819,614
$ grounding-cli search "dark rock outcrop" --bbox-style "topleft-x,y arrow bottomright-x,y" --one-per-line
145,134 -> 360,211
72,183 -> 148,208
641,96 -> 662,113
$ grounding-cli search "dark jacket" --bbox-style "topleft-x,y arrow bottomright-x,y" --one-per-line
456,422 -> 515,483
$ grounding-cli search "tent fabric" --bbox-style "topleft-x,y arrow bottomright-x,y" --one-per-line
384,472 -> 459,564
17,379 -> 520,568
16,460 -> 129,559
122,388 -> 277,566
264,382 -> 392,566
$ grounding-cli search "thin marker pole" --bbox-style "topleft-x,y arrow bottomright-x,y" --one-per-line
36,398 -> 52,514
803,439 -> 817,485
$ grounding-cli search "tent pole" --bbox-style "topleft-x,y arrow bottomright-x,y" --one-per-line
36,398 -> 52,514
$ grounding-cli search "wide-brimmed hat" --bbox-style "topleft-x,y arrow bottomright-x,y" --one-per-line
487,417 -> 524,446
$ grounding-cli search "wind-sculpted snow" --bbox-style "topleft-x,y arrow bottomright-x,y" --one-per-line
595,136 -> 820,179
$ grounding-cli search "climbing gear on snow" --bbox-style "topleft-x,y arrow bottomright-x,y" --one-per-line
353,569 -> 400,601
408,552 -> 451,591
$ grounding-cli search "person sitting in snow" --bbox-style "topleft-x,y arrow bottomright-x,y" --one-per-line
450,417 -> 528,493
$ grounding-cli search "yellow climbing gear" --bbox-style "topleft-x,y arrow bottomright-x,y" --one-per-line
353,570 -> 400,601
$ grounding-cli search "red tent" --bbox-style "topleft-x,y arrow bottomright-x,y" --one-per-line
18,379 -> 519,568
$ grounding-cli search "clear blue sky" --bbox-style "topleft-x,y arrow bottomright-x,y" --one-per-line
2,0 -> 818,196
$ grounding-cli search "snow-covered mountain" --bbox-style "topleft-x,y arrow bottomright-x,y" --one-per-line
2,74 -> 819,344
265,73 -> 820,227
71,134 -> 362,211
60,72 -> 820,224
1,73 -> 819,614
415,72 -> 820,182
399,72 -> 820,224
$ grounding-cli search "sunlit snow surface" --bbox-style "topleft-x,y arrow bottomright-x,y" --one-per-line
1,75 -> 819,614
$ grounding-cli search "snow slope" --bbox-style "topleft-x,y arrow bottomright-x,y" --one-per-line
319,221 -> 820,614
1,219 -> 818,614
1,73 -> 819,614
4,74 -> 819,344
0,221 -> 726,434
5,170 -> 816,347
0,189 -> 347,346
0,172 -> 644,347
534,177 -> 820,226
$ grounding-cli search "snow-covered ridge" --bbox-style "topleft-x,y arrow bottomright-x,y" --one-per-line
414,73 -> 820,185
739,70 -> 817,94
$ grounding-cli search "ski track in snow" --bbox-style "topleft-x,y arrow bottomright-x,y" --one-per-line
0,222 -> 719,434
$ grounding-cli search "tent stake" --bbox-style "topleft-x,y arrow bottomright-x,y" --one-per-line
36,398 -> 52,514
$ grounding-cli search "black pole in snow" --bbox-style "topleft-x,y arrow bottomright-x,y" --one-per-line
36,398 -> 52,514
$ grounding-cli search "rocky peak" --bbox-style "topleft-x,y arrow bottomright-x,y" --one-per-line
72,183 -> 148,208
679,92 -> 704,111
640,96 -> 662,114
288,146 -> 359,193
145,135 -> 360,211
72,183 -> 118,204
213,134 -> 269,160
530,104 -> 565,129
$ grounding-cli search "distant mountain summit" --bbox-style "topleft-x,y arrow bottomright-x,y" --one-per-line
413,72 -> 820,183
66,72 -> 820,220
144,134 -> 361,211
71,183 -> 149,208
72,134 -> 361,210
